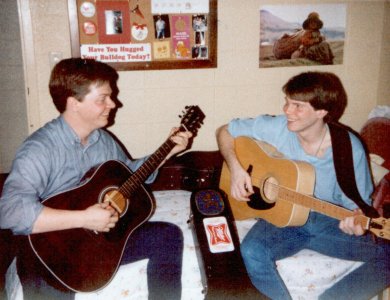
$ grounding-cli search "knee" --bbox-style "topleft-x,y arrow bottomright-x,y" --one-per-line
240,237 -> 267,264
159,223 -> 184,250
168,223 -> 183,242
240,239 -> 252,260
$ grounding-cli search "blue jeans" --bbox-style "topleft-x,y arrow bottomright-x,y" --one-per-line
17,221 -> 183,300
241,212 -> 390,300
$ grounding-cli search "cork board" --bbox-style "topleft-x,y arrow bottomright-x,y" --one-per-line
68,0 -> 217,71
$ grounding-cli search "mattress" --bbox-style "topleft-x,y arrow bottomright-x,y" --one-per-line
6,190 -> 363,300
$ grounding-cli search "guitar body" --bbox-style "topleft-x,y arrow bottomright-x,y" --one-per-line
28,160 -> 155,292
219,136 -> 315,227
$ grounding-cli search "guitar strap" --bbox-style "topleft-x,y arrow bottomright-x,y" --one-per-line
328,122 -> 379,218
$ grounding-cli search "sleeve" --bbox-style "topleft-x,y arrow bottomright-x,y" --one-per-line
228,115 -> 287,145
0,142 -> 49,235
228,117 -> 257,138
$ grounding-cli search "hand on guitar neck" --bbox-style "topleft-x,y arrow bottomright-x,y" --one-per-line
339,208 -> 366,236
159,126 -> 193,167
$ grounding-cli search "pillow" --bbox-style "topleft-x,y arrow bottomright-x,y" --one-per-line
370,153 -> 389,186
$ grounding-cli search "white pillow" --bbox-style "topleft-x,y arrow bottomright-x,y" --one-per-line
370,153 -> 389,185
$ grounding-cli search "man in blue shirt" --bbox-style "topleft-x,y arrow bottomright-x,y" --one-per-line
0,58 -> 192,299
216,71 -> 389,299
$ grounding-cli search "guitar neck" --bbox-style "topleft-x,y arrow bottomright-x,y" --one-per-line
137,138 -> 176,182
116,105 -> 205,198
120,138 -> 176,196
277,184 -> 371,229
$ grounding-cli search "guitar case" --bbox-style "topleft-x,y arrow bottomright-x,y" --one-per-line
189,188 -> 268,300
150,151 -> 224,191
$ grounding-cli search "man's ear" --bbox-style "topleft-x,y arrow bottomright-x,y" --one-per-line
316,109 -> 328,119
66,96 -> 80,112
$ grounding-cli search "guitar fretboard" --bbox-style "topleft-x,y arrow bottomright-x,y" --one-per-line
267,182 -> 370,229
119,138 -> 176,197
112,105 -> 204,200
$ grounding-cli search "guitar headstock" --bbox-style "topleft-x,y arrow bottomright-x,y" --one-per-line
179,105 -> 205,135
369,217 -> 390,241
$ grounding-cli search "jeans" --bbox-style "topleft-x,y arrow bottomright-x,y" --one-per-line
241,212 -> 390,300
17,221 -> 183,300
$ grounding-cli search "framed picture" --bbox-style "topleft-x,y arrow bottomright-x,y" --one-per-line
96,1 -> 131,44
68,0 -> 217,71
259,4 -> 346,68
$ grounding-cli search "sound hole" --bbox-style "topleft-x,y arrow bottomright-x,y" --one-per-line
100,186 -> 129,217
262,177 -> 278,204
247,185 -> 275,210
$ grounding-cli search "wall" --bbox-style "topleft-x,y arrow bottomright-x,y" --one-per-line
0,0 -> 28,173
18,0 -> 390,164
377,0 -> 390,105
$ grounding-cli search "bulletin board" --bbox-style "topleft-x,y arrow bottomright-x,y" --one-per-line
68,0 -> 217,71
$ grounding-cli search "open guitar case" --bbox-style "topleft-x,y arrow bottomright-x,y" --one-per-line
151,151 -> 268,299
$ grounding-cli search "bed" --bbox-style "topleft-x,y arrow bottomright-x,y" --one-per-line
6,189 -> 368,300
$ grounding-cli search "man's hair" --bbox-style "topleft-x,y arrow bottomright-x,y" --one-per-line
282,71 -> 347,123
49,58 -> 119,113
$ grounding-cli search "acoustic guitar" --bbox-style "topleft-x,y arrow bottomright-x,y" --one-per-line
28,105 -> 205,293
219,136 -> 389,240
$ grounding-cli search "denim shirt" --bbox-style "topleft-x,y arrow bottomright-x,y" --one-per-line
0,116 -> 157,234
228,115 -> 373,210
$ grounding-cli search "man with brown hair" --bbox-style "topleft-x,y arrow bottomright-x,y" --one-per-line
216,71 -> 390,299
0,58 -> 192,299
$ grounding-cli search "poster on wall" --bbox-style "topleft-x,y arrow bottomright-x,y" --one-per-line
259,4 -> 346,68
68,0 -> 217,71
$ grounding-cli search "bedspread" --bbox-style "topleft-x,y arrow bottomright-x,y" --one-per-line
5,190 -> 365,300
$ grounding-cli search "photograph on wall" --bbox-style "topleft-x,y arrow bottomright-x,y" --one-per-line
153,14 -> 170,40
70,0 -> 217,70
259,4 -> 346,68
96,1 -> 131,44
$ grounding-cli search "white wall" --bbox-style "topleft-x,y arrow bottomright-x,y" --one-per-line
16,0 -> 390,164
0,0 -> 28,172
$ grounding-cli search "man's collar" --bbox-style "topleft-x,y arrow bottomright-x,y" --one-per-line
59,116 -> 100,148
